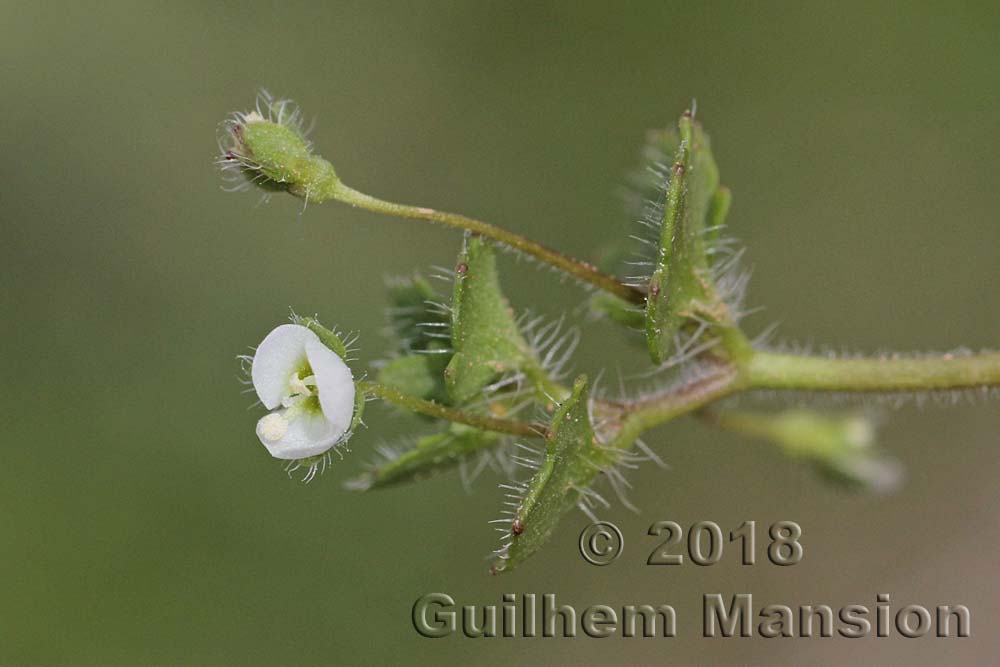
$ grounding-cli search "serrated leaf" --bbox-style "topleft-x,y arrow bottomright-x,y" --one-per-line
445,235 -> 535,403
498,376 -> 617,572
644,113 -> 722,364
348,424 -> 502,490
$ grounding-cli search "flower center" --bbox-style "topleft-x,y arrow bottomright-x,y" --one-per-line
281,371 -> 318,408
259,371 -> 322,444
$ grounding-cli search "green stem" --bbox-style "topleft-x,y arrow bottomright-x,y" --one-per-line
363,347 -> 999,460
359,381 -> 546,438
606,364 -> 742,449
745,350 -> 1000,392
364,348 -> 1000,449
332,183 -> 646,305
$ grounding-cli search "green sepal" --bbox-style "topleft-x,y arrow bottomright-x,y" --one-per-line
376,354 -> 450,405
644,113 -> 721,364
498,376 -> 617,573
350,383 -> 367,433
347,424 -> 501,490
238,119 -> 339,201
295,316 -> 348,359
445,235 -> 534,403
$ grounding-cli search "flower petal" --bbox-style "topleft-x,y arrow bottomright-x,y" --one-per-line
306,339 -> 356,434
256,409 -> 343,460
252,324 -> 318,409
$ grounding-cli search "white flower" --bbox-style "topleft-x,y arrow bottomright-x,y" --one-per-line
251,324 -> 356,461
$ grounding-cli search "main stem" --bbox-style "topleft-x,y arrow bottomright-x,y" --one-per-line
366,349 -> 1000,443
746,351 -> 1000,392
332,183 -> 646,305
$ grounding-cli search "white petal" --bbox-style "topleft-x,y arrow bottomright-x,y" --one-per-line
252,324 -> 318,409
306,339 -> 356,434
256,409 -> 343,460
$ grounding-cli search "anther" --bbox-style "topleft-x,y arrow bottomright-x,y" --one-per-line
259,413 -> 288,442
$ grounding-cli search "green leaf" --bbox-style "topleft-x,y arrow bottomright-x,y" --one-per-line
644,112 -> 721,364
704,185 -> 732,251
346,424 -> 502,490
497,376 -> 617,573
594,128 -> 682,278
590,293 -> 645,330
715,409 -> 903,494
384,273 -> 451,354
376,354 -> 450,405
445,235 -> 535,403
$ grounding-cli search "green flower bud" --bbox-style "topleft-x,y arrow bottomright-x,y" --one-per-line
217,91 -> 339,202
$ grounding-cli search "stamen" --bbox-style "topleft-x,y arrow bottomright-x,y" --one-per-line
259,413 -> 288,442
288,372 -> 314,397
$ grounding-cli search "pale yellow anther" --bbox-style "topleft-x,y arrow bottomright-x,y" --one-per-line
259,413 -> 288,442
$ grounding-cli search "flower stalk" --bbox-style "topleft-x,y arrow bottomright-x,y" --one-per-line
329,183 -> 647,305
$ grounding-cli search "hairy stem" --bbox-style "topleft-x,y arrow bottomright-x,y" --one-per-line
364,348 -> 1000,449
745,350 -> 1000,393
604,364 -> 743,449
332,183 -> 646,304
360,381 -> 546,438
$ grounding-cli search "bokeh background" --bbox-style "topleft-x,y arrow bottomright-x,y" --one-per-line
3,1 -> 998,664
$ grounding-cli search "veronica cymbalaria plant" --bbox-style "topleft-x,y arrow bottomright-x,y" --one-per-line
222,90 -> 1000,572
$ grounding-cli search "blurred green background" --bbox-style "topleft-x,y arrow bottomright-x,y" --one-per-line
3,1 -> 998,664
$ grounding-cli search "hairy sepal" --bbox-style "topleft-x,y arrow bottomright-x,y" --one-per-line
497,376 -> 617,573
644,113 -> 728,364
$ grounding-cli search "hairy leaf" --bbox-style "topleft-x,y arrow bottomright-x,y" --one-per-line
376,354 -> 450,405
385,273 -> 451,354
348,424 -> 501,490
445,235 -> 535,403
